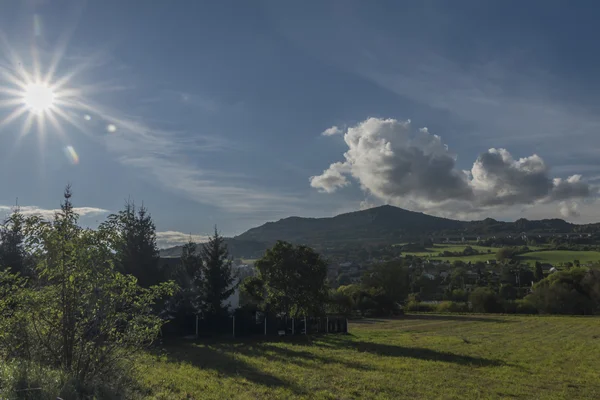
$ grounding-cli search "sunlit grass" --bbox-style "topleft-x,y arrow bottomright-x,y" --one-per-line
519,250 -> 600,266
137,314 -> 600,399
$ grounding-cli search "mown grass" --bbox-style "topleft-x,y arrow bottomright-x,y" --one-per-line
518,250 -> 600,266
403,244 -> 599,266
137,314 -> 600,399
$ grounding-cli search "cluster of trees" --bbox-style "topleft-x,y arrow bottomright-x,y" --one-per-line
438,245 -> 483,257
328,261 -> 407,317
328,255 -> 600,317
240,241 -> 329,318
0,187 -> 242,397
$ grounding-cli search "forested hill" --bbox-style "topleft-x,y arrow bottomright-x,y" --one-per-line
160,205 -> 599,257
235,205 -> 466,245
234,205 -> 589,244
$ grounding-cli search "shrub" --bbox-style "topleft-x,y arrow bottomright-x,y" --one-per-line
436,301 -> 469,313
405,301 -> 436,312
469,287 -> 503,313
515,299 -> 538,314
0,189 -> 175,397
451,289 -> 468,302
527,267 -> 600,315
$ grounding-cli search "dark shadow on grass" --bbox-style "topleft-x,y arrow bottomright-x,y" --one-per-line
237,342 -> 375,371
401,314 -> 511,323
161,342 -> 306,395
315,335 -> 504,367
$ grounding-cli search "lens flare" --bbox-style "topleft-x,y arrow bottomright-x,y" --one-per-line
106,124 -> 116,133
64,145 -> 79,165
23,83 -> 55,113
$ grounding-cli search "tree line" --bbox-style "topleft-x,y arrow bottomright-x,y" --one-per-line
0,187 -> 330,397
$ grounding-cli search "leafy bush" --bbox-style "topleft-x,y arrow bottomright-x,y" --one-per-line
469,287 -> 503,313
515,299 -> 538,314
527,267 -> 600,315
450,289 -> 468,302
405,301 -> 436,312
0,189 -> 175,397
436,301 -> 469,313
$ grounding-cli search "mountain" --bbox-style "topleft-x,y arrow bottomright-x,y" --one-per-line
161,205 -> 586,258
235,205 -> 467,245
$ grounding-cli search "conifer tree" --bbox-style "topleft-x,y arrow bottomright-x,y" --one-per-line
198,227 -> 236,318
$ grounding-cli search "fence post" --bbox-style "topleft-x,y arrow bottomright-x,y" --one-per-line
195,315 -> 199,338
317,317 -> 319,333
264,316 -> 267,336
304,316 -> 307,335
292,318 -> 295,335
232,316 -> 235,338
326,317 -> 329,333
346,318 -> 348,333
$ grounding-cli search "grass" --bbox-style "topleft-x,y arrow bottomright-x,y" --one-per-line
518,250 -> 600,266
402,244 -> 597,266
137,314 -> 600,399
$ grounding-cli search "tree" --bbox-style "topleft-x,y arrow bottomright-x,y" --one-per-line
527,267 -> 600,315
499,283 -> 517,300
100,201 -> 162,288
197,228 -> 237,318
0,187 -> 174,391
362,260 -> 408,305
469,287 -> 502,313
0,210 -> 31,277
450,267 -> 467,288
251,241 -> 328,317
534,261 -> 544,282
496,247 -> 517,262
162,240 -> 203,328
328,287 -> 354,316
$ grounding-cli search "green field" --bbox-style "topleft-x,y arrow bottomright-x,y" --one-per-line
401,244 -> 598,266
519,250 -> 600,266
138,315 -> 600,399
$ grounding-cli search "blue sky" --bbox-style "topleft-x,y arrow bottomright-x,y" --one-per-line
1,0 -> 600,247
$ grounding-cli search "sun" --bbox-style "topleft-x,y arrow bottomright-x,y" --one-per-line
23,83 -> 56,113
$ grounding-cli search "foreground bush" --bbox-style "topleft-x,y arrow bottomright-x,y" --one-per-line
0,189 -> 174,398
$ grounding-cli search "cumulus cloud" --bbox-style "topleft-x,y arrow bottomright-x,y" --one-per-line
156,231 -> 209,248
559,201 -> 580,218
309,162 -> 350,193
321,126 -> 343,136
311,117 -> 592,216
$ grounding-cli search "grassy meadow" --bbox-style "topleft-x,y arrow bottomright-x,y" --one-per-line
402,243 -> 599,266
519,250 -> 600,266
137,314 -> 600,399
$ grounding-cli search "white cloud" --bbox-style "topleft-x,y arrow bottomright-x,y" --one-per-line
312,117 -> 593,217
559,201 -> 580,218
156,231 -> 209,248
0,205 -> 108,220
309,162 -> 350,193
322,126 -> 343,136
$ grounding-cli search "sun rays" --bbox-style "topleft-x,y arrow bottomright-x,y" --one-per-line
0,31 -> 107,165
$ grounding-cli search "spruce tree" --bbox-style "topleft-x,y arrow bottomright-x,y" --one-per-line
179,239 -> 204,315
198,227 -> 236,318
0,209 -> 29,276
101,200 -> 161,287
